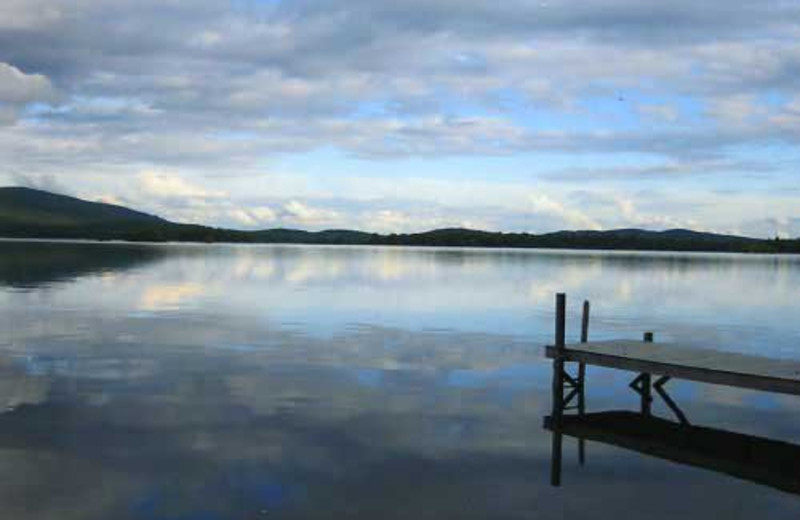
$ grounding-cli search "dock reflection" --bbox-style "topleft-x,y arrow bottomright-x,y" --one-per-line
545,410 -> 800,496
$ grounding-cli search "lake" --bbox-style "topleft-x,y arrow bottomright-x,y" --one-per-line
1,240 -> 800,519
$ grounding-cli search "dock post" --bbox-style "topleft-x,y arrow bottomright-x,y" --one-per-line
550,293 -> 567,486
641,332 -> 654,416
577,300 -> 589,465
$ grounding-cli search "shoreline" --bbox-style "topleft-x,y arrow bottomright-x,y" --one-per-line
3,235 -> 800,257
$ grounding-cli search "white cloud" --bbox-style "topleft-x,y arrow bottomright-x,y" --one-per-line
0,62 -> 55,104
280,200 -> 341,227
615,196 -> 698,230
0,0 -> 64,30
528,194 -> 602,231
228,206 -> 277,227
138,171 -> 227,199
0,62 -> 57,124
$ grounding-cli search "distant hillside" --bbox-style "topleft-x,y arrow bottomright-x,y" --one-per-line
0,186 -> 797,253
0,187 -> 166,237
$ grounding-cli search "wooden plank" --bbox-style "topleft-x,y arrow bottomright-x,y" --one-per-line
544,411 -> 800,496
545,341 -> 800,396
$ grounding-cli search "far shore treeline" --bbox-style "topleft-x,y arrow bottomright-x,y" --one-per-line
1,186 -> 798,254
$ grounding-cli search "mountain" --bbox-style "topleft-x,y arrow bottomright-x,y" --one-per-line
0,187 -> 166,237
0,186 -> 797,253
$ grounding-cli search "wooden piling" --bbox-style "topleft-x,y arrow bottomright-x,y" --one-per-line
578,300 -> 589,465
640,332 -> 654,416
580,301 -> 590,344
550,293 -> 567,486
556,294 -> 566,351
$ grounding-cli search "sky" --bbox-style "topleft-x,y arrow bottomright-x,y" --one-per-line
0,0 -> 799,237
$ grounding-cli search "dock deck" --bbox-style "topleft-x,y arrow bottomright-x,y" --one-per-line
546,339 -> 800,396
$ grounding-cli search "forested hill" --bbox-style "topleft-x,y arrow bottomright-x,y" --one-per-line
1,187 -> 798,253
0,187 -> 164,229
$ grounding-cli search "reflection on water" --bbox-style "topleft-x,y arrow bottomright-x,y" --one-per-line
0,241 -> 166,289
0,241 -> 800,518
547,410 -> 800,496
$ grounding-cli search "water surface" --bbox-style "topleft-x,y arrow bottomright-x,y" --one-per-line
1,240 -> 800,519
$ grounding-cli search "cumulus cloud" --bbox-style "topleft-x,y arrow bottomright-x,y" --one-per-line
279,200 -> 341,227
0,62 -> 57,124
0,62 -> 55,104
138,171 -> 226,199
528,194 -> 602,231
614,197 -> 698,230
228,207 -> 278,228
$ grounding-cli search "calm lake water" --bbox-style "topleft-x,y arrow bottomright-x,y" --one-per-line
1,240 -> 800,519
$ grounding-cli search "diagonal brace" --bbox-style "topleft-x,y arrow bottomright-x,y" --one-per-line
654,376 -> 691,426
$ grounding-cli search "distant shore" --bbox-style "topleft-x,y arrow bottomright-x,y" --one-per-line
2,187 -> 798,254
2,229 -> 799,255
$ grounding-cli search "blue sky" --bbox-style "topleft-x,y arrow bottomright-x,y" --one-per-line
0,0 -> 799,236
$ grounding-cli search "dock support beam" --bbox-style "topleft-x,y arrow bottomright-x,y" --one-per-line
578,300 -> 590,465
625,332 -> 691,425
629,333 -> 654,416
642,332 -> 653,416
550,293 -> 566,486
550,294 -> 590,485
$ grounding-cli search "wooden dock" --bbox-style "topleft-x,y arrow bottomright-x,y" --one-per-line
545,293 -> 800,487
545,339 -> 800,396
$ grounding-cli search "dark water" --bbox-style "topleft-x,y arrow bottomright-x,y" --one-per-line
1,240 -> 800,519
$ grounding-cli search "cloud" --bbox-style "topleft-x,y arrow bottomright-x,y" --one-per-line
11,172 -> 70,194
0,62 -> 55,104
705,94 -> 768,127
528,194 -> 602,231
1,1 -> 798,157
138,171 -> 226,199
228,207 -> 277,227
0,62 -> 56,124
739,217 -> 800,239
614,196 -> 698,230
544,157 -> 778,183
279,200 -> 341,227
0,1 -> 65,30
0,1 -> 798,236
769,96 -> 800,132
